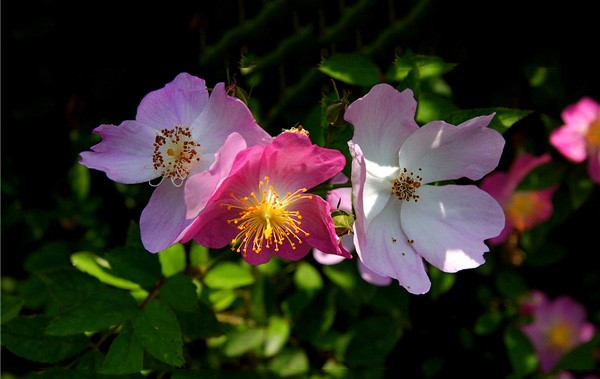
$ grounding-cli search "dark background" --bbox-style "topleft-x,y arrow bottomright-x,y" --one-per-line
2,0 -> 599,376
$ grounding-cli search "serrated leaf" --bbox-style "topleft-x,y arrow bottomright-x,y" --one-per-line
158,243 -> 186,277
132,298 -> 184,367
264,316 -> 291,357
1,295 -> 24,324
23,241 -> 71,273
1,315 -> 89,363
319,53 -> 381,86
204,261 -> 254,289
504,326 -> 538,376
46,287 -> 138,335
159,273 -> 198,312
100,325 -> 144,375
176,301 -> 223,340
70,251 -> 141,290
35,267 -> 103,310
105,246 -> 162,290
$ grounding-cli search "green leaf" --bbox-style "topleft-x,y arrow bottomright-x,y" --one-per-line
1,315 -> 89,363
158,243 -> 187,277
223,327 -> 265,357
23,241 -> 71,273
1,294 -> 24,324
319,53 -> 382,86
105,246 -> 162,290
504,326 -> 538,376
264,316 -> 291,357
428,266 -> 455,300
204,261 -> 254,289
268,347 -> 309,377
495,270 -> 528,300
159,273 -> 198,312
555,332 -> 600,371
293,261 -> 322,293
68,162 -> 90,201
100,324 -> 144,375
132,298 -> 184,367
474,310 -> 503,335
46,287 -> 138,335
189,243 -> 211,268
342,316 -> 402,367
175,301 -> 223,340
35,267 -> 103,310
387,53 -> 457,81
70,251 -> 141,290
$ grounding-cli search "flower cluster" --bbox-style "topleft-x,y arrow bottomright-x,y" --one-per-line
79,73 -> 598,295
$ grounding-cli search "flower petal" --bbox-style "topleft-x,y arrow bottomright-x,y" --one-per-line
550,124 -> 588,162
355,200 -> 431,294
588,149 -> 600,184
313,249 -> 347,265
401,184 -> 504,273
345,83 -> 419,167
358,259 -> 392,286
400,115 -> 504,183
140,182 -> 191,253
79,121 -> 157,183
191,82 -> 271,155
136,73 -> 209,130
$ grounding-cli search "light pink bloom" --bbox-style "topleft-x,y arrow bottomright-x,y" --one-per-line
480,152 -> 558,245
79,73 -> 271,253
550,97 -> 600,184
346,83 -> 505,294
312,173 -> 392,286
519,291 -> 597,373
184,132 -> 352,265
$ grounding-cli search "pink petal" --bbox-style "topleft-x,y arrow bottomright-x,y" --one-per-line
561,97 -> 600,126
184,132 -> 248,218
479,171 -> 512,205
399,115 -> 504,183
313,249 -> 346,265
401,185 -> 504,273
140,182 -> 191,253
79,121 -> 157,183
354,201 -> 431,294
136,73 -> 209,130
588,149 -> 600,184
550,124 -> 588,162
507,153 -> 552,186
345,83 -> 419,167
357,259 -> 392,286
191,82 -> 271,155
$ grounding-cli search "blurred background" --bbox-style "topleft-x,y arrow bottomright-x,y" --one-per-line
2,0 -> 599,377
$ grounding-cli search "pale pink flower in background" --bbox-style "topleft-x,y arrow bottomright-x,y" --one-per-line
183,132 -> 352,265
79,73 -> 271,253
312,172 -> 392,286
480,152 -> 558,245
346,83 -> 505,294
550,97 -> 600,184
518,291 -> 597,373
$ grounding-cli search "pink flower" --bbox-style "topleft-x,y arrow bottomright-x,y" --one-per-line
519,291 -> 597,373
183,132 -> 352,265
346,83 -> 505,294
480,152 -> 558,245
550,97 -> 600,184
79,73 -> 271,253
312,173 -> 392,286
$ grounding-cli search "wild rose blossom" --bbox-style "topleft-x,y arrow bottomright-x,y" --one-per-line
346,83 -> 505,294
312,172 -> 392,286
480,152 -> 558,245
79,73 -> 271,253
550,97 -> 600,185
183,132 -> 352,265
518,290 -> 597,373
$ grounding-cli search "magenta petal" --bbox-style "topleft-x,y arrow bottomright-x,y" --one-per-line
402,185 -> 504,273
79,121 -> 157,183
550,124 -> 588,162
140,182 -> 190,253
345,83 -> 419,167
184,132 -> 248,218
587,150 -> 600,184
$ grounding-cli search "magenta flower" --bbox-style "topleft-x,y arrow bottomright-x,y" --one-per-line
79,73 -> 271,253
480,152 -> 558,245
312,172 -> 392,286
518,291 -> 597,373
550,97 -> 600,184
346,83 -> 505,294
183,132 -> 352,265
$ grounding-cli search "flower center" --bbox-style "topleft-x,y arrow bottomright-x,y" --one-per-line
392,168 -> 422,202
548,321 -> 572,350
586,114 -> 600,150
152,125 -> 201,187
221,176 -> 312,256
505,191 -> 550,231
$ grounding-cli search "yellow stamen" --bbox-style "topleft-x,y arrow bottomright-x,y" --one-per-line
151,125 -> 201,187
220,176 -> 313,257
392,167 -> 423,202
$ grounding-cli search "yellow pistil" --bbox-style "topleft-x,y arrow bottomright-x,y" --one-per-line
221,176 -> 313,256
151,125 -> 201,187
392,167 -> 423,202
586,115 -> 600,150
